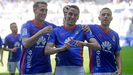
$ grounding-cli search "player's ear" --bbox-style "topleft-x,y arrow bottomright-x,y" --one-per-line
111,16 -> 113,21
33,8 -> 36,13
77,15 -> 79,20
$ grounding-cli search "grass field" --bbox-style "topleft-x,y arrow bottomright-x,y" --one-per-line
0,46 -> 133,75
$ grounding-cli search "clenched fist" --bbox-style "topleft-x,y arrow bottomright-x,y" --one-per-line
40,26 -> 53,35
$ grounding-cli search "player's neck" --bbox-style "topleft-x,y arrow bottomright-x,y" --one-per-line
12,32 -> 18,36
64,24 -> 76,31
34,19 -> 44,26
100,25 -> 110,34
100,24 -> 109,30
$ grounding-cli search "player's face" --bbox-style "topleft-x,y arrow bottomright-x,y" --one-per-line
34,4 -> 47,22
65,7 -> 79,26
10,23 -> 18,33
99,9 -> 112,27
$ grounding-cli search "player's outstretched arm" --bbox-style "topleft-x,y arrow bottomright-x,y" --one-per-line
86,38 -> 101,50
45,42 -> 70,55
72,39 -> 101,50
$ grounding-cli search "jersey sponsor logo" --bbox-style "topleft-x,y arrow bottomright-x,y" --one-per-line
26,49 -> 32,70
64,37 -> 77,47
75,31 -> 79,35
96,50 -> 101,67
22,28 -> 27,36
36,36 -> 46,48
101,41 -> 112,53
14,42 -> 20,48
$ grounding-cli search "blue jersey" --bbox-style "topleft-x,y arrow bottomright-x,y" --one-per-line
20,20 -> 56,74
4,34 -> 21,62
48,24 -> 94,66
89,24 -> 121,73
0,37 -> 2,48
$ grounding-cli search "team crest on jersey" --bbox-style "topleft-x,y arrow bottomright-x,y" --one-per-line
22,28 -> 27,36
112,35 -> 115,42
101,41 -> 112,53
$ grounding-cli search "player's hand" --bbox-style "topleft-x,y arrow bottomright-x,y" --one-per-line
61,38 -> 73,51
117,70 -> 122,75
11,48 -> 17,52
61,43 -> 71,51
82,25 -> 90,32
40,26 -> 53,35
72,40 -> 84,47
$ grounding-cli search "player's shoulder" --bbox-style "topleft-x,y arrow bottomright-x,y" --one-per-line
110,29 -> 119,36
22,20 -> 33,28
53,26 -> 62,31
17,34 -> 21,37
5,34 -> 12,39
87,24 -> 99,30
88,24 -> 99,27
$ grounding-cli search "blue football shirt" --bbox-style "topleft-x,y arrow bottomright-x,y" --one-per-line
0,37 -> 2,48
89,24 -> 121,73
4,34 -> 21,62
48,24 -> 94,66
20,20 -> 56,74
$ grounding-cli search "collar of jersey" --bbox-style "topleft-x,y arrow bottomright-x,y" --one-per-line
99,25 -> 111,34
64,24 -> 76,31
32,20 -> 45,29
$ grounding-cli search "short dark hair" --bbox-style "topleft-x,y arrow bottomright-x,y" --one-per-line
69,5 -> 80,14
100,7 -> 112,15
10,22 -> 16,26
33,1 -> 47,9
10,22 -> 17,28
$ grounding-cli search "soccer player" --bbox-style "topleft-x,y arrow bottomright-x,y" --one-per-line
45,5 -> 101,75
88,7 -> 122,75
20,1 -> 56,75
0,36 -> 3,66
3,22 -> 21,75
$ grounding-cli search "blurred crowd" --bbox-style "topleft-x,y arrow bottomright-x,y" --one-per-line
0,0 -> 133,46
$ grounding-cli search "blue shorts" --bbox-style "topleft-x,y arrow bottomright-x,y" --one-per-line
55,66 -> 85,75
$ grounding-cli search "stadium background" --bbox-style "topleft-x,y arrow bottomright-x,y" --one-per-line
0,0 -> 133,75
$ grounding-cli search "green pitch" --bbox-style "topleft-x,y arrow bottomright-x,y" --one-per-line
0,46 -> 133,75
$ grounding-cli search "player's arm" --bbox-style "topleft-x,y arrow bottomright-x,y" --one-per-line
22,26 -> 52,48
0,48 -> 3,66
115,51 -> 122,75
74,38 -> 101,50
45,42 -> 70,55
83,25 -> 101,50
3,45 -> 16,52
86,38 -> 101,50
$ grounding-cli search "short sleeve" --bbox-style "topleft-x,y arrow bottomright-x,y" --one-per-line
21,23 -> 30,38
